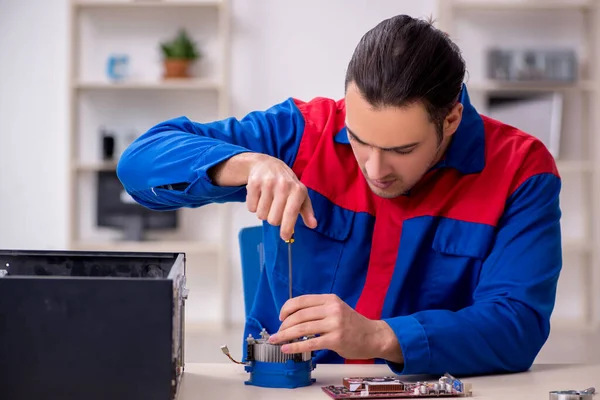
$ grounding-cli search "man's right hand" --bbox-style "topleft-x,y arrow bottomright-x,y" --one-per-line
245,154 -> 317,241
208,152 -> 317,241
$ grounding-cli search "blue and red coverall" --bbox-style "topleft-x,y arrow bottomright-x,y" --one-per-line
117,85 -> 563,376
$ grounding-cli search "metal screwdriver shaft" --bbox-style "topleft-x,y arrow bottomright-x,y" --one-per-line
285,232 -> 294,300
288,242 -> 292,299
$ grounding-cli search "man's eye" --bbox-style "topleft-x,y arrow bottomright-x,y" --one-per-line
394,148 -> 414,155
352,137 -> 367,146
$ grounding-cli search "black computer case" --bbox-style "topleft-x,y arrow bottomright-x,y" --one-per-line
0,250 -> 187,400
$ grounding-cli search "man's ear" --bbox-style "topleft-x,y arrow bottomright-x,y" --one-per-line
443,102 -> 463,138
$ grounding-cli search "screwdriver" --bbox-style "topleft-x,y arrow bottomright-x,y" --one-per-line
284,231 -> 294,300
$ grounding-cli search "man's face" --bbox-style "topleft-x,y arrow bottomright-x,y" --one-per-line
344,83 -> 462,198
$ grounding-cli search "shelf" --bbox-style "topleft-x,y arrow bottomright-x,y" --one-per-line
69,0 -> 233,329
441,0 -> 600,343
557,161 -> 593,174
467,80 -> 596,93
563,239 -> 592,254
73,0 -> 222,9
452,0 -> 594,11
73,78 -> 221,91
550,316 -> 598,332
71,239 -> 221,254
74,161 -> 118,172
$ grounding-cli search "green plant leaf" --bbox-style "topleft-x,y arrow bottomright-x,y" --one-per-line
160,43 -> 172,58
160,28 -> 201,60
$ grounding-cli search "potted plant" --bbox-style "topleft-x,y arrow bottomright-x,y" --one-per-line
160,29 -> 200,79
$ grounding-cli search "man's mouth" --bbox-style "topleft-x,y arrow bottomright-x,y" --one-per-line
370,179 -> 396,189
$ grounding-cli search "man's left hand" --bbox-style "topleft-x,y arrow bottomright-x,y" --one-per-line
267,294 -> 403,363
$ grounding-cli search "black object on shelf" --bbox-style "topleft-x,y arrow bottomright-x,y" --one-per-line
96,171 -> 178,241
101,127 -> 115,160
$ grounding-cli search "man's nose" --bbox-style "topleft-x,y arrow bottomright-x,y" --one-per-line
365,150 -> 392,180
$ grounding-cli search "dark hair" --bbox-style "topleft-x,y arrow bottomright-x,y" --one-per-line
345,15 -> 466,141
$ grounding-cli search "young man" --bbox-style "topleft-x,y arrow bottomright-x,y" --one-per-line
117,15 -> 562,376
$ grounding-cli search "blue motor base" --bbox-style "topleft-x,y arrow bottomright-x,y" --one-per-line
244,359 -> 316,388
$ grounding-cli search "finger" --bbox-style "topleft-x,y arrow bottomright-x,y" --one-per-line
280,335 -> 326,354
255,185 -> 274,221
266,191 -> 287,226
299,195 -> 317,228
278,304 -> 327,332
246,184 -> 260,213
279,294 -> 329,321
280,190 -> 304,240
270,320 -> 330,344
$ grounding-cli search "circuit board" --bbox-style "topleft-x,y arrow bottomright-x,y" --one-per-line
321,374 -> 472,399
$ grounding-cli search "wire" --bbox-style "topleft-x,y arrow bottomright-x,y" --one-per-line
220,345 -> 245,365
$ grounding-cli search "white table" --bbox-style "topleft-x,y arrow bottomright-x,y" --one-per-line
177,363 -> 599,399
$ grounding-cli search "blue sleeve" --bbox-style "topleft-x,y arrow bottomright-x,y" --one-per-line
383,172 -> 562,376
116,98 -> 305,210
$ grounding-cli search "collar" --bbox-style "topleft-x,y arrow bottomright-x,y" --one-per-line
334,83 -> 485,175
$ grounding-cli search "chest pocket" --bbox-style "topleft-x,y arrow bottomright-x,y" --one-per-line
265,190 -> 354,301
432,218 -> 494,259
420,217 -> 495,309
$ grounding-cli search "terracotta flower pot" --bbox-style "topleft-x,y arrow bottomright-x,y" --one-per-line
163,59 -> 191,79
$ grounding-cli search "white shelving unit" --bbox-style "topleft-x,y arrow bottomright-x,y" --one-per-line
437,0 -> 600,331
74,78 -> 221,90
67,0 -> 233,329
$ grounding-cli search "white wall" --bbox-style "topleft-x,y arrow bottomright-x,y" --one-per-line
228,0 -> 437,111
0,0 -> 69,249
0,0 -> 590,328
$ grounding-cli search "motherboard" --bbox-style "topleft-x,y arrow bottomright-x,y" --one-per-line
322,373 -> 472,399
